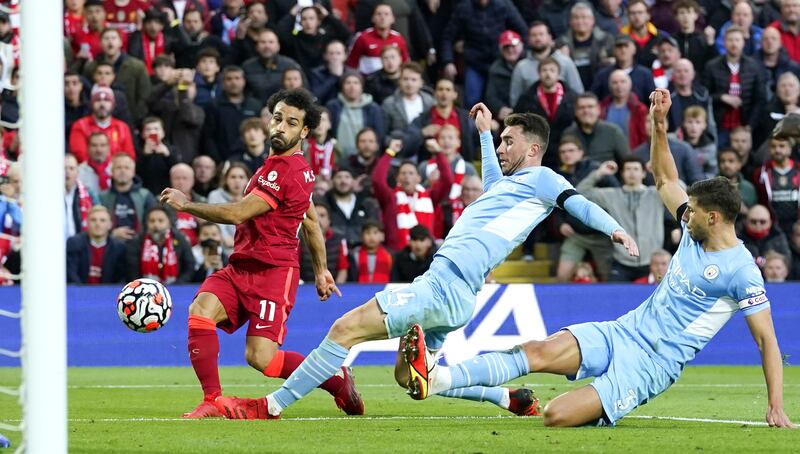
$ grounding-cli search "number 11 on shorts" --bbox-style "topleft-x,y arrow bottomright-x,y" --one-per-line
259,299 -> 276,321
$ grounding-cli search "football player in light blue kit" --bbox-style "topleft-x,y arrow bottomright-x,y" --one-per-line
410,89 -> 796,428
213,101 -> 640,419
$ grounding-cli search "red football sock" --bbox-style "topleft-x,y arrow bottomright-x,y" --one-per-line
188,315 -> 221,401
264,350 -> 345,396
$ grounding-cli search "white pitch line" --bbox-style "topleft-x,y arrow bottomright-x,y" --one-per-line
630,415 -> 769,426
0,416 -> 515,423
0,415 -> 771,426
59,383 -> 794,390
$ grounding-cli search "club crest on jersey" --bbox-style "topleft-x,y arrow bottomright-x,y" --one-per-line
703,265 -> 720,280
267,170 -> 278,182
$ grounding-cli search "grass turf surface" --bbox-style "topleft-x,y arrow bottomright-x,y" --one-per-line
1,366 -> 799,453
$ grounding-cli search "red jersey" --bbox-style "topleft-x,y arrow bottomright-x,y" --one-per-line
231,152 -> 315,267
105,0 -> 150,34
175,211 -> 199,245
72,27 -> 104,59
346,27 -> 409,74
430,107 -> 461,132
88,243 -> 106,284
68,116 -> 136,163
64,12 -> 84,40
770,21 -> 800,63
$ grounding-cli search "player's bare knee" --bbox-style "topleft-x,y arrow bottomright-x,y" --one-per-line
244,346 -> 273,372
189,293 -> 224,320
520,340 -> 544,371
542,402 -> 567,427
188,300 -> 207,317
327,315 -> 359,346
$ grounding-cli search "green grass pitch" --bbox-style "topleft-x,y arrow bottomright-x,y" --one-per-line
1,366 -> 799,453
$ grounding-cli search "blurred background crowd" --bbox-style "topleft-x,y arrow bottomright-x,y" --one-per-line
0,0 -> 798,286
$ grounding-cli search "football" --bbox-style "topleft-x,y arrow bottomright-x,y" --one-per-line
116,278 -> 173,333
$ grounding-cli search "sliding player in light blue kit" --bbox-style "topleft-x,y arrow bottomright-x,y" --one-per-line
408,89 -> 795,428
213,102 -> 639,419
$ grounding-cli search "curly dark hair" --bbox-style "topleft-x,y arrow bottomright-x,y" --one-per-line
266,88 -> 322,131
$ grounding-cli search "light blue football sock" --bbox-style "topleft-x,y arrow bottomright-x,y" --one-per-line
270,337 -> 349,412
437,386 -> 507,408
448,346 -> 530,389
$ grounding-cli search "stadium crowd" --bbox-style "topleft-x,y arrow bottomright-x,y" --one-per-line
0,0 -> 799,285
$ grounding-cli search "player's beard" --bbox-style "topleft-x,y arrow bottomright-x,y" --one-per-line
270,133 -> 302,153
687,223 -> 707,243
501,155 -> 526,176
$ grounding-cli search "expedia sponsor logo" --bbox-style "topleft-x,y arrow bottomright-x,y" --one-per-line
258,175 -> 280,192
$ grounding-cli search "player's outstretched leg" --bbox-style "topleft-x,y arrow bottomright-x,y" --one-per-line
183,293 -> 228,418
215,299 -> 388,419
541,385 -> 604,427
216,395 -> 278,420
436,387 -> 541,416
261,350 -> 364,415
415,328 -> 580,399
398,324 -> 540,415
399,324 -> 432,400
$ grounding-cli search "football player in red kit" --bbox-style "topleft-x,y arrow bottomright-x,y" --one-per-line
160,88 -> 363,418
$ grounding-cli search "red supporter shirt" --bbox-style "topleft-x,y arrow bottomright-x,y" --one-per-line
325,228 -> 350,272
430,107 -> 462,152
175,211 -> 199,245
105,0 -> 150,34
231,152 -> 315,267
430,107 -> 461,132
544,92 -> 558,122
69,116 -> 136,163
345,28 -> 410,74
72,27 -> 103,59
64,12 -> 84,40
770,20 -> 800,63
88,243 -> 106,284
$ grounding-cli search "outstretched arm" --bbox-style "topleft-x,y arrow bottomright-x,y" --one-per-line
160,188 -> 271,225
649,88 -> 688,220
301,201 -> 342,301
470,103 -> 502,190
745,308 -> 795,428
562,193 -> 639,257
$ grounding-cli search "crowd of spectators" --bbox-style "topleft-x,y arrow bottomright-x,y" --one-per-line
0,0 -> 799,285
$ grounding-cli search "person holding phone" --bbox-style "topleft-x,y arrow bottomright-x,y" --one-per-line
136,117 -> 177,196
191,223 -> 230,282
147,65 -> 206,163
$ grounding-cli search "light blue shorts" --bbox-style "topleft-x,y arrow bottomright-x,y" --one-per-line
375,257 -> 476,351
565,321 -> 675,425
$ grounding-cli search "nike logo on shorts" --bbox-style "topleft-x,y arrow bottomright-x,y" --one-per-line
255,323 -> 272,329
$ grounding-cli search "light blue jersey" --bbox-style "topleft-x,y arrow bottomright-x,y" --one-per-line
436,131 -> 620,293
566,208 -> 771,423
375,130 -> 623,345
436,166 -> 570,292
617,207 -> 770,379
